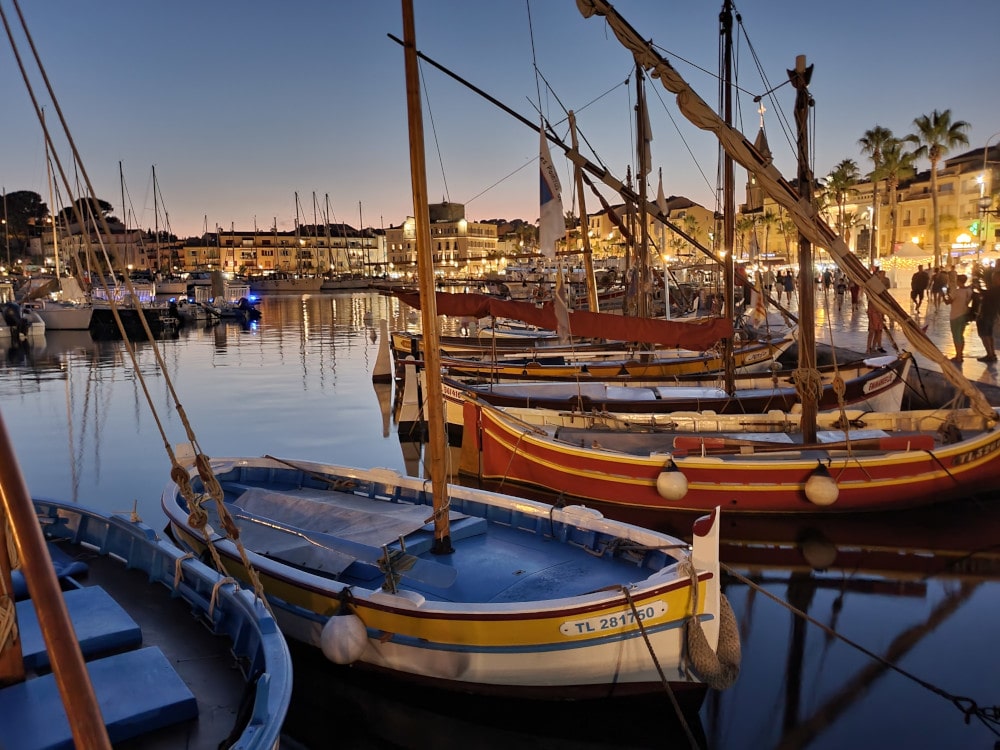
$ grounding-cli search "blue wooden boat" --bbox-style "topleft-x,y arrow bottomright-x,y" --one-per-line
0,491 -> 292,749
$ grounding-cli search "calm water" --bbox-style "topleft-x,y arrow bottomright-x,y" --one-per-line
3,291 -> 999,749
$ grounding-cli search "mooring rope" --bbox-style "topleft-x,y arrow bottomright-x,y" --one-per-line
621,586 -> 701,750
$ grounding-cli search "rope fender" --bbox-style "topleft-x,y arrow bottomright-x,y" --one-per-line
685,593 -> 741,691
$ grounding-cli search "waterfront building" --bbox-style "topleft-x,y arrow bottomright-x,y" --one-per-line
384,202 -> 499,281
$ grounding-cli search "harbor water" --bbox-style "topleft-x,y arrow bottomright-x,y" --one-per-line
2,290 -> 999,749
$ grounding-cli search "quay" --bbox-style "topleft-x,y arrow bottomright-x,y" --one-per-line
770,284 -> 1000,403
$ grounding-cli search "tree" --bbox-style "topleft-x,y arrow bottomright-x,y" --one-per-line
880,137 -> 918,258
908,109 -> 970,267
823,159 -> 860,242
58,197 -> 119,228
858,125 -> 893,263
3,190 -> 48,259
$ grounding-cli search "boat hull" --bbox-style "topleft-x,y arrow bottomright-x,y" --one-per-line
248,276 -> 324,293
161,456 -> 728,698
422,355 -> 911,442
22,300 -> 93,331
464,400 -> 1000,514
20,499 -> 292,749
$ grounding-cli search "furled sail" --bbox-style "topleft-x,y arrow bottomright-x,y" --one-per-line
394,290 -> 734,350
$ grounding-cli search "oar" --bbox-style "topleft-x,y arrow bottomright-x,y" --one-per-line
230,507 -> 458,589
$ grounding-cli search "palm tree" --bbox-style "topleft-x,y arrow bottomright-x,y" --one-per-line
760,209 -> 778,258
824,159 -> 860,241
908,109 -> 970,267
880,138 -> 918,258
858,125 -> 893,264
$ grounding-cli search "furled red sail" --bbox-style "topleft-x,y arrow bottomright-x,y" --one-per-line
394,291 -> 733,350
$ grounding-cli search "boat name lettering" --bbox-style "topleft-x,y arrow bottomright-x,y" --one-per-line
953,434 -> 1000,466
559,601 -> 667,636
744,350 -> 768,364
862,372 -> 895,394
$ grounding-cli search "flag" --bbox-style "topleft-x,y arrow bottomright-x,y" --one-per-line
538,126 -> 563,258
554,263 -> 572,343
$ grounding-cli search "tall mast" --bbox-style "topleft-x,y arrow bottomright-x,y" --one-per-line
44,114 -> 60,278
118,160 -> 131,273
359,201 -> 370,278
720,0 -> 736,394
401,0 -> 451,554
294,192 -> 300,274
791,55 -> 818,443
569,111 -> 599,312
153,165 -> 160,273
635,67 -> 651,320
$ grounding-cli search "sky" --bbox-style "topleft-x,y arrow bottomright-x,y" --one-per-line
2,0 -> 997,239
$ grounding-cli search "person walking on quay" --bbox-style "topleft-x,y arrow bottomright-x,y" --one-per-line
910,264 -> 929,313
975,271 -> 1000,363
930,266 -> 947,309
783,269 -> 795,304
866,293 -> 886,354
834,272 -> 847,310
944,273 -> 973,362
849,278 -> 861,310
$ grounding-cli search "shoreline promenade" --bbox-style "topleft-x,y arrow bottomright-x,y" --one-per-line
770,284 -> 1000,391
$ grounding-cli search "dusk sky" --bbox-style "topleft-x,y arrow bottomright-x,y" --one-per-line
2,0 -> 997,239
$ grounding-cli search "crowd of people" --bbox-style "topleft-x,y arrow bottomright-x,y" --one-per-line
744,260 -> 1000,365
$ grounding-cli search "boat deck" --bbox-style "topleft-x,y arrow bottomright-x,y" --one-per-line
213,481 -> 679,604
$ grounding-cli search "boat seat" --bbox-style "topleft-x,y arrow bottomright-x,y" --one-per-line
11,542 -> 89,601
0,647 -> 198,749
17,585 -> 142,671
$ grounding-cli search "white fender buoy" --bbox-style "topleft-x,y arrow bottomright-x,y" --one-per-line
320,613 -> 368,665
656,458 -> 688,501
804,461 -> 839,506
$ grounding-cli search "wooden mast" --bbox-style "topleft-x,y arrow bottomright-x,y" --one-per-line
791,55 -> 818,444
569,111 -> 599,312
635,67 -> 651,321
401,0 -> 452,554
720,0 -> 736,395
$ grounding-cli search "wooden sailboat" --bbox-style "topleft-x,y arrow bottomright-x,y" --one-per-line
396,353 -> 912,443
161,1 -> 740,699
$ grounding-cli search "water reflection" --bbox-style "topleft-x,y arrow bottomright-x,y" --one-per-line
3,291 -> 999,749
